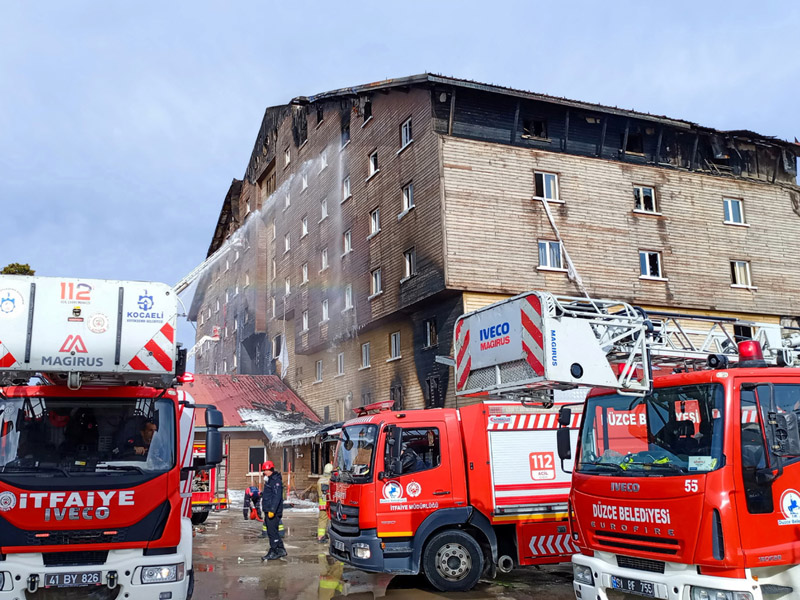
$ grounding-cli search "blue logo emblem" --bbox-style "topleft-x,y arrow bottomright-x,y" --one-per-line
0,294 -> 15,314
138,291 -> 154,311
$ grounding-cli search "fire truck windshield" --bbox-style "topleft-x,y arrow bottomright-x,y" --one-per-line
577,383 -> 725,476
335,424 -> 377,481
0,397 -> 175,477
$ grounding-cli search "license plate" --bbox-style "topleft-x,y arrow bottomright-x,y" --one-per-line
611,575 -> 656,598
192,506 -> 207,513
333,540 -> 345,551
45,571 -> 102,588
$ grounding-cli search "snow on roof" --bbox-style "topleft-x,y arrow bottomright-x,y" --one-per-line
238,407 -> 319,445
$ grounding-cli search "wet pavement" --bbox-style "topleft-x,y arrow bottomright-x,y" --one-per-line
192,509 -> 576,600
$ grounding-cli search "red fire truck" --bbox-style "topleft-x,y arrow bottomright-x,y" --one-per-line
555,315 -> 800,598
0,275 -> 223,599
190,441 -> 229,524
328,291 -> 667,591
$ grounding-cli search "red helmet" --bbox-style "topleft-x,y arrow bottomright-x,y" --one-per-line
261,461 -> 275,471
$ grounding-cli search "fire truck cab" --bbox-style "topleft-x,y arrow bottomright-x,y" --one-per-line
0,275 -> 224,600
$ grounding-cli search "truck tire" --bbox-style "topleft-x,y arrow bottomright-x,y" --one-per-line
186,568 -> 195,599
191,511 -> 209,525
422,529 -> 484,592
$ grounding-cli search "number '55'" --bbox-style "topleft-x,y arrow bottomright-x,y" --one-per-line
684,480 -> 698,493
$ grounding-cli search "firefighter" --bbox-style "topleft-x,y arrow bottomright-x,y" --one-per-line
243,484 -> 262,520
317,463 -> 333,542
260,461 -> 287,561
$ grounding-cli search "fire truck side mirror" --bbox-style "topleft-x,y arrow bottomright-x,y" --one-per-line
204,408 -> 224,466
558,407 -> 572,427
556,427 -> 572,461
383,424 -> 402,476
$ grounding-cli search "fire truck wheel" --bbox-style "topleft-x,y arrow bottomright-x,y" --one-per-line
422,530 -> 484,592
191,511 -> 209,525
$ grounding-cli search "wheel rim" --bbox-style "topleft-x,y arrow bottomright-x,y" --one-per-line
435,542 -> 472,581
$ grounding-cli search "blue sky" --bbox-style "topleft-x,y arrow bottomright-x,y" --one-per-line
1,1 -> 798,350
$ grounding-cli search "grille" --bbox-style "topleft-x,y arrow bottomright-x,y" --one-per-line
466,360 -> 539,392
616,555 -> 665,573
329,502 -> 359,536
28,530 -> 127,545
594,530 -> 679,556
42,550 -> 109,567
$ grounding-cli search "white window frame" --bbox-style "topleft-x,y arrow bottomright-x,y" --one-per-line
301,172 -> 308,191
342,176 -> 351,202
320,197 -> 328,222
284,147 -> 291,167
633,185 -> 659,214
285,276 -> 291,295
284,192 -> 290,209
321,299 -> 329,322
403,248 -> 416,280
302,263 -> 308,284
370,268 -> 382,298
538,240 -> 565,271
271,296 -> 276,318
400,182 -> 414,216
344,284 -> 353,310
369,208 -> 380,237
320,150 -> 328,171
321,248 -> 329,271
639,250 -> 666,280
533,171 -> 560,202
337,352 -> 345,376
389,331 -> 401,360
723,197 -> 747,226
302,310 -> 309,332
400,117 -> 413,149
301,215 -> 308,237
245,272 -> 250,287
271,258 -> 276,281
315,360 -> 323,383
368,150 -> 379,179
270,220 -> 276,240
284,233 -> 291,254
343,229 -> 352,255
361,342 -> 371,369
731,260 -> 754,288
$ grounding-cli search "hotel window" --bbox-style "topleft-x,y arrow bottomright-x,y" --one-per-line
363,99 -> 372,122
337,352 -> 345,376
342,176 -> 351,201
321,248 -> 329,271
302,263 -> 308,284
368,150 -> 379,177
320,197 -> 328,221
322,299 -> 329,322
302,310 -> 308,331
341,122 -> 350,147
301,215 -> 308,237
315,360 -> 323,382
370,268 -> 382,297
361,342 -> 371,368
284,192 -> 290,209
320,150 -> 327,171
633,186 -> 658,213
284,233 -> 291,253
724,198 -> 746,225
401,183 -> 414,213
344,284 -> 353,310
424,319 -> 438,348
285,276 -> 291,295
390,332 -> 401,359
639,250 -> 664,279
271,258 -> 276,280
400,117 -> 413,148
284,147 -> 291,167
538,240 -> 563,270
731,260 -> 753,287
301,173 -> 308,191
403,248 -> 416,279
534,171 -> 559,201
343,229 -> 352,254
370,208 -> 380,236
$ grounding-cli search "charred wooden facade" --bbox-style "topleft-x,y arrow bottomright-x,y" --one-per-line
190,74 -> 800,421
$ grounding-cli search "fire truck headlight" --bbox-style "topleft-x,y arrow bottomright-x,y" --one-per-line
572,564 -> 594,585
141,564 -> 185,584
352,543 -> 371,559
690,587 -> 752,600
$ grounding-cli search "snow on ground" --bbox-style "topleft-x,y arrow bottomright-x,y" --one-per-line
228,489 -> 245,508
228,489 -> 318,513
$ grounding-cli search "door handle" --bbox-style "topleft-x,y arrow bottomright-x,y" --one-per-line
433,490 -> 451,496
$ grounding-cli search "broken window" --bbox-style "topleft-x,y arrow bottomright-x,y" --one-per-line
522,118 -> 547,139
731,261 -> 752,287
424,319 -> 438,348
316,103 -> 324,126
363,99 -> 372,122
426,376 -> 442,409
538,240 -> 563,270
390,384 -> 404,411
623,129 -> 644,155
639,251 -> 663,279
272,334 -> 282,358
341,122 -> 350,147
633,186 -> 658,213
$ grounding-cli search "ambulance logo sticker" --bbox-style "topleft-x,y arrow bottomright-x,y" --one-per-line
0,491 -> 16,512
778,489 -> 800,525
0,289 -> 23,319
406,481 -> 422,498
380,480 -> 406,503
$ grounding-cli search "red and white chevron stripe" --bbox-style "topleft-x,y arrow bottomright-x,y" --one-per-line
126,323 -> 175,372
528,534 -> 578,556
742,409 -> 759,423
521,294 -> 545,377
455,319 -> 471,392
488,412 -> 581,430
0,340 -> 19,369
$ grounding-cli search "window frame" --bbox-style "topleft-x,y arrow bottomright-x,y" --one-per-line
633,185 -> 659,215
367,150 -> 379,179
723,197 -> 747,226
337,352 -> 345,376
343,229 -> 352,255
321,247 -> 329,271
731,260 -> 754,288
400,182 -> 414,216
301,215 -> 308,237
314,360 -> 323,383
321,299 -> 329,323
302,310 -> 309,332
538,240 -> 565,271
342,175 -> 351,203
639,250 -> 666,280
302,263 -> 308,284
389,331 -> 401,361
424,319 -> 438,349
344,284 -> 353,310
533,171 -> 561,203
400,117 -> 413,150
361,342 -> 371,369
402,247 -> 417,280
369,208 -> 380,238
370,268 -> 382,298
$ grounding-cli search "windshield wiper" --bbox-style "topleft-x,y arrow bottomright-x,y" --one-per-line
625,461 -> 685,474
97,465 -> 146,475
581,462 -> 625,472
1,465 -> 71,477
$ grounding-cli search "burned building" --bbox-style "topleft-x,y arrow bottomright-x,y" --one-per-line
189,74 -> 800,421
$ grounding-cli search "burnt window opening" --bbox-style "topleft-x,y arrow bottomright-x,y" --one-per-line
361,391 -> 372,406
341,122 -> 350,147
316,104 -> 324,126
426,376 -> 442,409
623,130 -> 644,155
522,118 -> 547,139
390,384 -> 404,411
323,406 -> 330,422
734,324 -> 753,344
363,99 -> 372,122
424,319 -> 438,348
